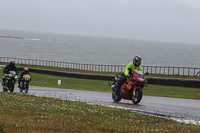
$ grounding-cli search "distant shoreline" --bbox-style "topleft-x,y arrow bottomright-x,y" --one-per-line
0,35 -> 23,39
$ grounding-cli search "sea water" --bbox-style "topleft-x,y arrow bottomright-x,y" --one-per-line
0,29 -> 200,67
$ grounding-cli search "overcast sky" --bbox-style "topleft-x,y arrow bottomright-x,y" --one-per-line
0,0 -> 200,44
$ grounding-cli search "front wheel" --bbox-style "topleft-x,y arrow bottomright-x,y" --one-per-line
132,89 -> 143,104
10,83 -> 15,92
8,80 -> 16,92
112,91 -> 121,102
25,82 -> 29,93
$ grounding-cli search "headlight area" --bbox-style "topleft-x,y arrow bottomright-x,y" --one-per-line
137,77 -> 145,82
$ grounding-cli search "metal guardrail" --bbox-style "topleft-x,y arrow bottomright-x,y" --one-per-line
1,57 -> 200,76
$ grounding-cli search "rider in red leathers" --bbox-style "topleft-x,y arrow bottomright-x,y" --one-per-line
18,67 -> 31,88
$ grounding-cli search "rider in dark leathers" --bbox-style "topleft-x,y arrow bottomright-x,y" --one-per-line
2,61 -> 18,85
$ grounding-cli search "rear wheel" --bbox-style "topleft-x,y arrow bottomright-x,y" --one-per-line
19,85 -> 23,93
132,89 -> 143,104
20,81 -> 25,93
112,91 -> 121,102
25,82 -> 29,93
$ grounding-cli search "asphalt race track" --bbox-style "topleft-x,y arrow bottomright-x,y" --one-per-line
1,85 -> 200,124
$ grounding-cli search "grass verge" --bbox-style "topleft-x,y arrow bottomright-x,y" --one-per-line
0,92 -> 200,132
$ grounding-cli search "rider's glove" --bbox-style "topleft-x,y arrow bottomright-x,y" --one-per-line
126,74 -> 131,77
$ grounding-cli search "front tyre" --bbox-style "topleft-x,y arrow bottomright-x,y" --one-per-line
10,83 -> 15,92
132,89 -> 143,104
112,91 -> 121,102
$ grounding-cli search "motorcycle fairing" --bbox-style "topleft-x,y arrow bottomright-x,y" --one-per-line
120,83 -> 133,100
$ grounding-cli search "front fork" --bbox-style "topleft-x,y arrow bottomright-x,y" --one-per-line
133,90 -> 136,96
132,87 -> 141,98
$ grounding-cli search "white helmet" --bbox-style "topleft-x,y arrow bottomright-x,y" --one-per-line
133,56 -> 141,66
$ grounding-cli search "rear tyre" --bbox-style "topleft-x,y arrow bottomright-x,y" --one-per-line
112,91 -> 121,102
25,82 -> 29,93
132,89 -> 143,104
19,86 -> 23,93
25,88 -> 29,93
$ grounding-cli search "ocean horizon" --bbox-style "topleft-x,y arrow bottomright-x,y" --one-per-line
0,29 -> 200,68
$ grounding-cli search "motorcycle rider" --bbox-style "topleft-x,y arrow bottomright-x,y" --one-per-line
110,55 -> 142,92
18,67 -> 31,88
2,61 -> 18,85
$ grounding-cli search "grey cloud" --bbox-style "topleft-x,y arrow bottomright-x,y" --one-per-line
0,0 -> 200,44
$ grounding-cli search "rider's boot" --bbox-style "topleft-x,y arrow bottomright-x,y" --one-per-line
18,82 -> 20,88
109,82 -> 116,91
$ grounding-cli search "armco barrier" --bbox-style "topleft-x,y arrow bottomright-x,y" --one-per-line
1,57 -> 200,76
146,77 -> 200,88
17,67 -> 200,88
17,67 -> 113,81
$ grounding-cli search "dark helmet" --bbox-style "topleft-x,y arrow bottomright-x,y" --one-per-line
23,67 -> 29,73
9,61 -> 15,67
133,56 -> 141,66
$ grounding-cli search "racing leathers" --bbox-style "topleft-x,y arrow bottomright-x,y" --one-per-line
2,64 -> 18,85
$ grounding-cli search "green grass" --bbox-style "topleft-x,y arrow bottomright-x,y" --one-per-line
144,85 -> 200,99
30,72 -> 110,92
0,92 -> 199,132
0,64 -> 200,132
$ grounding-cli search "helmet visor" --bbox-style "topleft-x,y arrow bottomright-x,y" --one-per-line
136,60 -> 141,65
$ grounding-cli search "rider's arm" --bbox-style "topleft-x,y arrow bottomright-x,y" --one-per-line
3,66 -> 8,74
124,62 -> 133,76
138,65 -> 142,71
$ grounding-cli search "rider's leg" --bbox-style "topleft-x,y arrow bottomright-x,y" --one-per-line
117,75 -> 126,92
18,79 -> 21,88
109,82 -> 116,90
1,76 -> 6,85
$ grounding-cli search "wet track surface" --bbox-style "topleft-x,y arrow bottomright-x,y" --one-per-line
1,85 -> 200,123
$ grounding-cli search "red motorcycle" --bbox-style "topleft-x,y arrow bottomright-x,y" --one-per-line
109,69 -> 149,104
